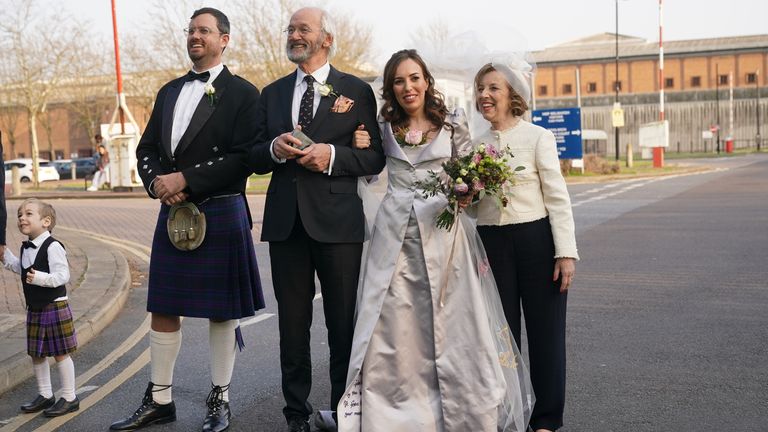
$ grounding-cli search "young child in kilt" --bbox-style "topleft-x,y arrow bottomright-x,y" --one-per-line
1,198 -> 80,417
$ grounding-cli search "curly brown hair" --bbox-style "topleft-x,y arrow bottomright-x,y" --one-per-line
474,63 -> 529,117
380,49 -> 451,134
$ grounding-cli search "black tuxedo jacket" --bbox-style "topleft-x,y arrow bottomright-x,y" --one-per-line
137,66 -> 260,204
250,66 -> 385,243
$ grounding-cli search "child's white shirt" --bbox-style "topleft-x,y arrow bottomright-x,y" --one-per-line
3,231 -> 70,301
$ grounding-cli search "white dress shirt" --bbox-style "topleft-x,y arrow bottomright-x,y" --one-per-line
3,231 -> 71,300
270,62 -> 336,174
171,63 -> 225,155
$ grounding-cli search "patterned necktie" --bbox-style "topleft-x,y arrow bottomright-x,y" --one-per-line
298,75 -> 315,130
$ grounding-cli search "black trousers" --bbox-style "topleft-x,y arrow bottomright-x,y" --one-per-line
478,217 -> 568,431
269,214 -> 362,422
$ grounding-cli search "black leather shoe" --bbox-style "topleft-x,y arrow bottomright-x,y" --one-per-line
287,417 -> 310,432
20,394 -> 55,413
110,382 -> 176,431
202,384 -> 230,432
43,397 -> 80,417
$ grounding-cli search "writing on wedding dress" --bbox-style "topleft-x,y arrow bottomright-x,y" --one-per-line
497,326 -> 519,369
341,376 -> 363,419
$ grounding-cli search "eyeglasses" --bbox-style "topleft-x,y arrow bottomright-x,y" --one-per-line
283,26 -> 315,36
183,27 -> 222,37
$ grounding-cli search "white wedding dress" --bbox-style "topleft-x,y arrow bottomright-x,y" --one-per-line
338,109 -> 534,432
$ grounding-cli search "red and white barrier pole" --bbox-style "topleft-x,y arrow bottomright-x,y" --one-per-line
654,0 -> 665,167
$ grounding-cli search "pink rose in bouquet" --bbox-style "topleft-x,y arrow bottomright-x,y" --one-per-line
405,129 -> 424,146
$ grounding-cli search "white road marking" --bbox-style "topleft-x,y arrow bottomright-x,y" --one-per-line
570,168 -> 725,208
240,313 -> 275,328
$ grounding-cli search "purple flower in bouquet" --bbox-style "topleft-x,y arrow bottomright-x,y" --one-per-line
454,181 -> 469,195
472,178 -> 485,192
485,144 -> 499,158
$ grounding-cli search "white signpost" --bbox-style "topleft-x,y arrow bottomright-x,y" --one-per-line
639,120 -> 669,159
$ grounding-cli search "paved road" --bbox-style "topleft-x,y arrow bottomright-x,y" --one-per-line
1,153 -> 766,431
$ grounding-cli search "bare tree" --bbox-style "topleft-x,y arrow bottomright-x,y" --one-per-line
37,104 -> 56,160
227,0 -> 377,87
116,0 -> 197,129
408,18 -> 452,61
0,91 -> 21,159
330,11 -> 377,77
0,107 -> 21,159
118,0 -> 377,97
120,33 -> 180,128
63,38 -> 114,149
227,0 -> 297,87
0,1 -> 87,186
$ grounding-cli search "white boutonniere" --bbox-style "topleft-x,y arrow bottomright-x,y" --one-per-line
204,83 -> 216,107
316,82 -> 338,98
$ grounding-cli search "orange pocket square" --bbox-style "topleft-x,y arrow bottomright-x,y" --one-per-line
331,95 -> 355,113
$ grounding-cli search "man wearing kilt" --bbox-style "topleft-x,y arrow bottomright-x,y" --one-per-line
2,199 -> 80,417
110,7 -> 263,432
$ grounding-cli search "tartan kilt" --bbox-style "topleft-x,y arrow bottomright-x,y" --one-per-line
147,195 -> 265,319
27,300 -> 78,357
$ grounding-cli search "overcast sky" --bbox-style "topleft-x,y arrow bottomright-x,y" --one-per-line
61,0 -> 768,66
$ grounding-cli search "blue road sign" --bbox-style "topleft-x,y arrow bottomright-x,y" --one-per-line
532,107 -> 583,159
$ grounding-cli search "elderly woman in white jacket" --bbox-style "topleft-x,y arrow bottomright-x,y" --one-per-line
472,62 -> 579,432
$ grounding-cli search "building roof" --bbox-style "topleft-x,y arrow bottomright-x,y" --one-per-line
533,33 -> 768,64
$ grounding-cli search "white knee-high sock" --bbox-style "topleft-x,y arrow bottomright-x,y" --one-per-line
150,329 -> 182,405
209,320 -> 238,402
56,356 -> 76,402
32,358 -> 53,398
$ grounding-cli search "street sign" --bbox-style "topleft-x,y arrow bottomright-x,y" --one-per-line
612,108 -> 625,128
532,107 -> 583,159
639,120 -> 669,148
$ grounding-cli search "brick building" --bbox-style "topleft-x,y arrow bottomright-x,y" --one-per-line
532,33 -> 767,156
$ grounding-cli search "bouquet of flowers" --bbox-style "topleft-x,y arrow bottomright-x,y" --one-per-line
415,144 -> 522,230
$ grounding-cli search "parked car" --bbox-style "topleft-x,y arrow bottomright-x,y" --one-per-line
4,158 -> 61,184
53,158 -> 97,179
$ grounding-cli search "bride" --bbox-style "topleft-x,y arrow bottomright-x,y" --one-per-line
337,49 -> 534,432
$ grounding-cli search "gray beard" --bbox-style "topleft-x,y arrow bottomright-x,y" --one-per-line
286,47 -> 309,64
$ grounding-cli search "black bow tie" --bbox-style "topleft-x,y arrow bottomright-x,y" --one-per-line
185,71 -> 210,83
22,240 -> 37,250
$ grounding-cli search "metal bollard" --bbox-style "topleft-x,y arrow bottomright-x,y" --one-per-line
11,165 -> 21,196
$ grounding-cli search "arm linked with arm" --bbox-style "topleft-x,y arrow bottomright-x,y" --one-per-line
330,84 -> 385,177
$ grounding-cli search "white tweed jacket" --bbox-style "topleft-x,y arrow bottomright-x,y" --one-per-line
473,120 -> 579,260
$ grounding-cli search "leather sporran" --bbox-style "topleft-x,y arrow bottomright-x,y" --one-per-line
167,202 -> 207,251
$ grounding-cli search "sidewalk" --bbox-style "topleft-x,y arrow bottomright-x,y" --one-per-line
4,188 -> 146,201
0,227 -> 131,394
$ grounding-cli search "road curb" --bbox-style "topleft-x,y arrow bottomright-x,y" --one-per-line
0,233 -> 132,395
